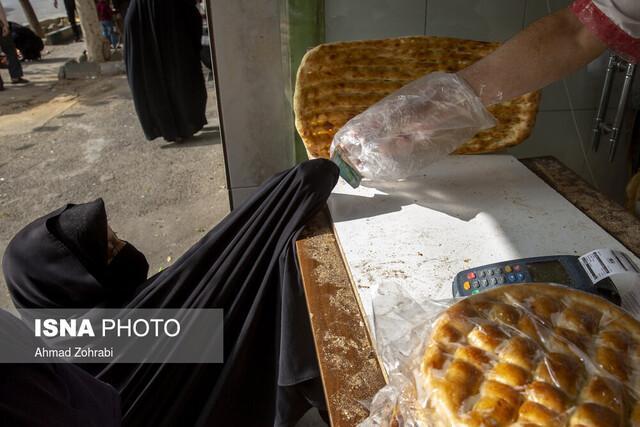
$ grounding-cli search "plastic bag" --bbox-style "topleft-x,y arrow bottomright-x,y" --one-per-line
330,73 -> 496,182
361,282 -> 640,426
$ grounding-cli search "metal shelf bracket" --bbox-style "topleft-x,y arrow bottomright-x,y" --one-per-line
591,53 -> 636,162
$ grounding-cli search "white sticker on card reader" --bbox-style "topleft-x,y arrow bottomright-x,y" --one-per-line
579,248 -> 640,283
579,249 -> 640,318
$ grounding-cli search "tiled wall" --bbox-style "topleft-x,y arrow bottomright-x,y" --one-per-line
324,0 -> 635,202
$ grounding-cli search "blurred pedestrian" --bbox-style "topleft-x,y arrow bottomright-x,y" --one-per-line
9,22 -> 44,60
112,0 -> 130,37
97,0 -> 118,48
0,1 -> 29,91
124,0 -> 207,142
53,0 -> 81,42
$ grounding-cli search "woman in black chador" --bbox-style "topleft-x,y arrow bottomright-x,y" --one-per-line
9,22 -> 44,60
0,309 -> 121,427
3,159 -> 339,426
124,0 -> 207,142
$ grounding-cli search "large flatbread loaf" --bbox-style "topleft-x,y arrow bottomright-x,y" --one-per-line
294,36 -> 541,159
418,284 -> 640,426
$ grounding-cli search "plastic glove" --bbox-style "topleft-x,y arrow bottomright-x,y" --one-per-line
330,72 -> 496,181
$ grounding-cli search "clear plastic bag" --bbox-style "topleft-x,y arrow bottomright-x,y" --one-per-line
330,73 -> 496,181
361,282 -> 640,426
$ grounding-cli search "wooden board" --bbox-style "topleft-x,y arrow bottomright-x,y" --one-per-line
296,209 -> 386,427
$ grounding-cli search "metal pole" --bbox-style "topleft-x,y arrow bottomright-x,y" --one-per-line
608,62 -> 636,161
592,54 -> 617,152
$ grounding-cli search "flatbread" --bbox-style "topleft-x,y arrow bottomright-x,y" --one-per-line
419,284 -> 640,426
294,36 -> 541,159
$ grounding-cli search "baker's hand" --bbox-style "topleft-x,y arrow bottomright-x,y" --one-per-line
330,72 -> 496,181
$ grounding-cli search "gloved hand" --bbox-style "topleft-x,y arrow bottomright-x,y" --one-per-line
330,72 -> 496,181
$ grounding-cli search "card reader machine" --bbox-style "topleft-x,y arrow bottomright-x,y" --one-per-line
452,255 -> 621,305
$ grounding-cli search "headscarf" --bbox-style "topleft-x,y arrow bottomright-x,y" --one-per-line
3,198 -> 148,309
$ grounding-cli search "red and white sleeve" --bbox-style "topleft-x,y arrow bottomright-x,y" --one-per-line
570,0 -> 640,63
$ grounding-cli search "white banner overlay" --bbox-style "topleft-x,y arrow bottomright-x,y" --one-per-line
3,309 -> 223,364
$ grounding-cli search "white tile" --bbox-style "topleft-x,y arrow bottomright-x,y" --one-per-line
506,109 -> 633,202
507,110 -> 595,178
523,0 -> 610,111
425,0 -> 526,42
537,80 -> 570,112
524,0 -> 573,25
325,0 -> 426,42
523,0 -> 572,26
537,55 -> 610,112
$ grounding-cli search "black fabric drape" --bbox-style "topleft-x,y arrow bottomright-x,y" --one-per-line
0,310 -> 121,427
9,22 -> 44,60
4,159 -> 339,426
123,0 -> 207,142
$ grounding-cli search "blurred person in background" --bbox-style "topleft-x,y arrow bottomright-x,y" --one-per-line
112,0 -> 130,37
97,0 -> 118,49
124,0 -> 207,142
9,21 -> 44,60
53,0 -> 81,42
0,0 -> 29,91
